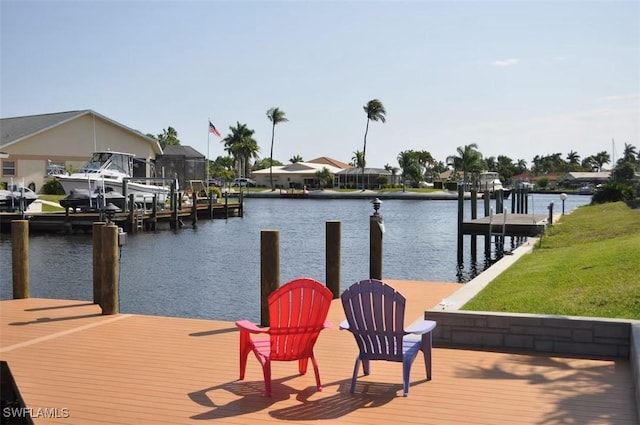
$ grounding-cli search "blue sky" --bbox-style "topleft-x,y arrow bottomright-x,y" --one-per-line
1,0 -> 638,169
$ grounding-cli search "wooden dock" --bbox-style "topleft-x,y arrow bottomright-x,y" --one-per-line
0,200 -> 242,234
1,280 -> 636,425
462,213 -> 550,237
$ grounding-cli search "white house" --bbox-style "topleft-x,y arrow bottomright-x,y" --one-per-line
252,160 -> 345,188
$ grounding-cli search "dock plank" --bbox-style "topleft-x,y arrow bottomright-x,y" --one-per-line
1,281 -> 636,424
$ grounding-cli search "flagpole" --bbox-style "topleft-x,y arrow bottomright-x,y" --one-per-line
206,118 -> 210,184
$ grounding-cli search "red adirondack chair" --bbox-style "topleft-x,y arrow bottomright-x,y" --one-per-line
340,279 -> 437,396
235,277 -> 333,396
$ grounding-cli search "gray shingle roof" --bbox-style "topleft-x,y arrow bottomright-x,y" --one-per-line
1,110 -> 89,148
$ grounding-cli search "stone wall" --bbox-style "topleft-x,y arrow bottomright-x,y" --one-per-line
424,310 -> 633,358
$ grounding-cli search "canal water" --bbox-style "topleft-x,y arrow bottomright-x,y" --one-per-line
0,193 -> 590,322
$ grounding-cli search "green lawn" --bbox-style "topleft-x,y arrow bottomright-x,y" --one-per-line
463,201 -> 640,319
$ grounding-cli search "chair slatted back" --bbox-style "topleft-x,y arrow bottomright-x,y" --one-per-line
268,278 -> 332,361
341,279 -> 406,362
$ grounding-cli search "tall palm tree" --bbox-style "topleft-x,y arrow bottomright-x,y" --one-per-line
222,122 -> 260,178
289,154 -> 303,163
593,151 -> 611,172
361,99 -> 386,190
566,150 -> 581,171
266,107 -> 288,190
621,143 -> 638,163
446,144 -> 483,186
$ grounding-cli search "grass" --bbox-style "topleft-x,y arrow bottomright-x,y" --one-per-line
37,195 -> 65,212
463,201 -> 640,320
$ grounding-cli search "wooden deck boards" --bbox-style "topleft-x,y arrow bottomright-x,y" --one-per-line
1,280 -> 637,425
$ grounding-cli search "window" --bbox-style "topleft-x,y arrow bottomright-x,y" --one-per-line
2,160 -> 15,176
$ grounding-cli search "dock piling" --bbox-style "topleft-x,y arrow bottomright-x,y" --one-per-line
92,222 -> 106,305
101,223 -> 119,315
260,230 -> 280,327
369,199 -> 383,280
326,220 -> 341,298
11,220 -> 29,299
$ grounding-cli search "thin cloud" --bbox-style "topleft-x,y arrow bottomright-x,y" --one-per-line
598,93 -> 640,102
491,58 -> 519,67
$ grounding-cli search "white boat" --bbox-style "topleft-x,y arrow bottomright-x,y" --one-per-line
54,151 -> 174,209
477,172 -> 511,199
0,182 -> 38,212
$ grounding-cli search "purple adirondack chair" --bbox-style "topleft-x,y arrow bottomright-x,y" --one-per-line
340,279 -> 437,396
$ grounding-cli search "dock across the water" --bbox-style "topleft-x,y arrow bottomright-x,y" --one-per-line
462,212 -> 549,237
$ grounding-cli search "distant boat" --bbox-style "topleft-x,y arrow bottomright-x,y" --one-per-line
0,182 -> 38,212
578,185 -> 595,195
477,172 -> 511,199
55,151 -> 174,209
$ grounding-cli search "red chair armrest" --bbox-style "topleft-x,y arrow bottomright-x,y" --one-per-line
235,320 -> 267,334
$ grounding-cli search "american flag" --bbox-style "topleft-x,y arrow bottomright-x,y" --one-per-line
209,121 -> 221,137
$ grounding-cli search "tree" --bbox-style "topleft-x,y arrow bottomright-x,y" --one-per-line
315,167 -> 334,189
361,99 -> 386,190
593,151 -> 611,172
397,150 -> 422,190
266,107 -> 288,190
289,154 -> 304,163
446,144 -> 483,185
157,126 -> 180,150
496,155 -> 516,184
253,157 -> 283,170
566,150 -> 581,171
222,122 -> 260,178
350,150 -> 365,168
620,143 -> 638,164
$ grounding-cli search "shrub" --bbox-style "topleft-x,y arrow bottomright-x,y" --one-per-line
41,178 -> 66,195
591,181 -> 635,204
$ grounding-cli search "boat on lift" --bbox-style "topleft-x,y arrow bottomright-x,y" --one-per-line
54,151 -> 174,210
0,181 -> 38,212
477,172 -> 511,199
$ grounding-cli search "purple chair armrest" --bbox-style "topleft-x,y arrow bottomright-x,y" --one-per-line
405,320 -> 437,336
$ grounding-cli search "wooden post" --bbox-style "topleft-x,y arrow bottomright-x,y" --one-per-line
260,230 -> 279,327
470,189 -> 477,259
151,194 -> 157,230
225,191 -> 229,219
171,192 -> 178,230
208,191 -> 213,220
101,223 -> 119,315
191,191 -> 197,227
92,222 -> 106,305
12,220 -> 29,299
326,220 -> 341,299
128,194 -> 136,233
548,202 -> 554,225
457,184 -> 464,264
370,213 -> 383,280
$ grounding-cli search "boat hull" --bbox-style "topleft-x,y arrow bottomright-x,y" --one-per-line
55,175 -> 171,205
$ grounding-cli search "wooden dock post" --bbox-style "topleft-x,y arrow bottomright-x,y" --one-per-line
326,220 -> 341,299
101,223 -> 119,315
224,192 -> 229,219
92,222 -> 106,305
191,192 -> 197,228
128,194 -> 136,233
370,199 -> 383,280
470,189 -> 478,259
12,220 -> 29,299
457,185 -> 464,263
260,230 -> 280,327
548,202 -> 554,225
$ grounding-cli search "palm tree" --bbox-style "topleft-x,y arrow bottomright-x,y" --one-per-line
593,151 -> 611,172
289,154 -> 303,163
361,99 -> 386,190
266,107 -> 288,190
222,122 -> 260,178
621,143 -> 638,163
446,144 -> 483,186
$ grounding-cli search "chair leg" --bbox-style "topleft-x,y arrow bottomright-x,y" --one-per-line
421,332 -> 433,381
298,357 -> 309,375
350,357 -> 361,393
362,359 -> 370,376
238,330 -> 251,380
310,355 -> 323,391
402,359 -> 412,397
262,359 -> 272,397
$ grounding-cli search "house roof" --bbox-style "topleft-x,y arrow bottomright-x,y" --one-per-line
308,157 -> 353,169
336,167 -> 390,175
161,145 -> 204,158
562,172 -> 611,181
252,161 -> 343,175
0,110 -> 162,155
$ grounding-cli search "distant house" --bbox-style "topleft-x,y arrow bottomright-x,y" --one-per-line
335,167 -> 393,189
155,145 -> 206,190
561,172 -> 611,188
0,110 -> 162,192
252,159 -> 345,188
